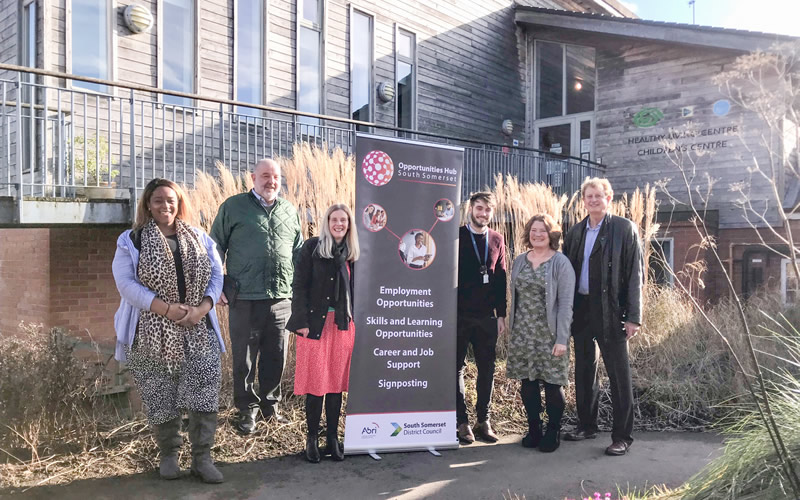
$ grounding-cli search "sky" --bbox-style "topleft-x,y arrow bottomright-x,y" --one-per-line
619,0 -> 800,37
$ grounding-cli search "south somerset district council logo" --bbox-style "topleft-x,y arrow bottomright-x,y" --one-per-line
362,150 -> 394,186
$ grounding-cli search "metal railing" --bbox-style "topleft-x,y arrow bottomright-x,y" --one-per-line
0,65 -> 604,218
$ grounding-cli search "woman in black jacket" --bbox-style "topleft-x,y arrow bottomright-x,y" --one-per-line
287,203 -> 359,463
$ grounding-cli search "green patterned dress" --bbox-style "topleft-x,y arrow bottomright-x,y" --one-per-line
506,257 -> 569,386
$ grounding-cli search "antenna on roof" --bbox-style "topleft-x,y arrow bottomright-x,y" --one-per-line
688,0 -> 696,24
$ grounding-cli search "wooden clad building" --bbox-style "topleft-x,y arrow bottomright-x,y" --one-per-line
515,7 -> 799,302
0,0 -> 798,348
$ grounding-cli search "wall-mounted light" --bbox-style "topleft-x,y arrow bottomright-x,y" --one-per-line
574,80 -> 583,91
123,4 -> 154,34
377,82 -> 395,103
502,119 -> 513,136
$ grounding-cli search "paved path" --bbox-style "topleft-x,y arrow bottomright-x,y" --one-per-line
7,432 -> 722,499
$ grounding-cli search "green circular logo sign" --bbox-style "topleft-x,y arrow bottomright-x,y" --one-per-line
632,107 -> 664,128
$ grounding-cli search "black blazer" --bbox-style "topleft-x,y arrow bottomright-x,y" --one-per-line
563,213 -> 644,338
286,237 -> 355,340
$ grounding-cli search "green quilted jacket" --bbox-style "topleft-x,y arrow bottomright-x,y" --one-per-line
210,192 -> 304,300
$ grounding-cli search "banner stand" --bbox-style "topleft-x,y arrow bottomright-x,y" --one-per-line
344,134 -> 463,456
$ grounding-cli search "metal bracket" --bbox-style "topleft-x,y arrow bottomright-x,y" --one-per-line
367,450 -> 381,461
427,446 -> 441,457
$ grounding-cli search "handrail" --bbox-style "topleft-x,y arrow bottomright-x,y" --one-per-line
0,63 -> 605,167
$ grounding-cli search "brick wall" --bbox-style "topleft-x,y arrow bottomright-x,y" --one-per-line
0,228 -> 51,335
49,227 -> 126,346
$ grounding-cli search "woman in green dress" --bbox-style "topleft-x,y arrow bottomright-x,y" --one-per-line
507,214 -> 575,452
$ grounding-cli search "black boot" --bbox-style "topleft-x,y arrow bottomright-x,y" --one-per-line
305,435 -> 321,463
323,393 -> 345,461
539,400 -> 564,453
520,379 -> 542,448
305,395 -> 323,464
521,420 -> 542,448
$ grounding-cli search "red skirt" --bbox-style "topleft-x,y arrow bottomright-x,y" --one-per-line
294,312 -> 355,396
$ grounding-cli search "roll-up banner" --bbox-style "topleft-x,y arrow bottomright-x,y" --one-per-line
344,133 -> 463,455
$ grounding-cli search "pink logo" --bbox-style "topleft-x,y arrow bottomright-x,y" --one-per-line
362,150 -> 394,186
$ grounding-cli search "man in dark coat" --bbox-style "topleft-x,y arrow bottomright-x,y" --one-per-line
562,177 -> 643,456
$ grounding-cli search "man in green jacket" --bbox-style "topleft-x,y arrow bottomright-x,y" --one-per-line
211,158 -> 303,434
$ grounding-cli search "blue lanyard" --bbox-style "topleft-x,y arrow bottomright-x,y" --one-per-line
469,229 -> 489,268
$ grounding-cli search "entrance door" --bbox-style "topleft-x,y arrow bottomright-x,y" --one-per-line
743,249 -> 768,298
534,114 -> 593,161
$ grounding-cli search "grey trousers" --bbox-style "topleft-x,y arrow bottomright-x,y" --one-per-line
229,298 -> 291,412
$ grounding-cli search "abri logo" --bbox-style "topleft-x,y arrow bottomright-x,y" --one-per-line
361,422 -> 380,438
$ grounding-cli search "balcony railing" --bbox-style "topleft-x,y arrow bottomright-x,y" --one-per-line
0,65 -> 604,223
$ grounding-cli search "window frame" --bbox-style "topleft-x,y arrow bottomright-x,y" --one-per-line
233,0 -> 268,116
781,258 -> 800,305
348,6 -> 375,125
157,0 -> 200,107
296,0 -> 327,119
650,237 -> 675,287
531,39 -> 597,121
65,0 -> 117,94
394,25 -> 417,130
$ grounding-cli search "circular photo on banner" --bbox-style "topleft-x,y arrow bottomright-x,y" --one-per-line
399,230 -> 436,270
434,198 -> 455,222
362,150 -> 394,186
362,203 -> 387,232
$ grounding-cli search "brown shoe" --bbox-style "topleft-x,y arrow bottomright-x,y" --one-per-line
457,423 -> 475,444
563,428 -> 598,441
605,440 -> 630,456
472,421 -> 499,443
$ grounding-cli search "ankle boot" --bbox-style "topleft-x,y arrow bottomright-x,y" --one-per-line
521,419 -> 542,448
188,411 -> 224,483
325,434 -> 345,461
154,416 -> 183,479
539,403 -> 563,453
305,434 -> 321,463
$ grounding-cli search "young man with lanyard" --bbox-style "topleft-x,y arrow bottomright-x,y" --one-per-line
456,192 -> 508,444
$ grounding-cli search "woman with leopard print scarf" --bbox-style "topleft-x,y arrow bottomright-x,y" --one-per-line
112,178 -> 225,483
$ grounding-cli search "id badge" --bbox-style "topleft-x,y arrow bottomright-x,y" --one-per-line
483,274 -> 489,284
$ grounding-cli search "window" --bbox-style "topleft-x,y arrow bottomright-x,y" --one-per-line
21,1 -> 36,73
236,0 -> 265,116
298,0 -> 324,125
781,259 -> 800,304
396,29 -> 416,130
71,0 -> 110,93
162,0 -> 195,107
649,238 -> 674,286
535,41 -> 595,119
350,10 -> 373,126
21,0 -> 37,173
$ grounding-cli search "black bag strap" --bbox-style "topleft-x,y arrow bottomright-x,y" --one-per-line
130,228 -> 143,251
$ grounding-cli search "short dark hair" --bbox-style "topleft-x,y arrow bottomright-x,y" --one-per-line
469,191 -> 495,208
521,213 -> 562,251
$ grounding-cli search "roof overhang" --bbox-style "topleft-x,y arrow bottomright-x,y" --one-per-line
515,7 -> 795,52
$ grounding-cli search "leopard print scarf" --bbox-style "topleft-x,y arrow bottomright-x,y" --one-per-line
137,218 -> 212,372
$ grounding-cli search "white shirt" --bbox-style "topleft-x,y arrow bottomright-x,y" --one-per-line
406,244 -> 428,266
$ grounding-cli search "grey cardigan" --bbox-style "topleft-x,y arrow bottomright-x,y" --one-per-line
507,251 -> 576,346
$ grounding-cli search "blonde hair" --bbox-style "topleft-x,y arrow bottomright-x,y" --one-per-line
521,213 -> 562,251
316,203 -> 360,261
580,177 -> 614,199
134,178 -> 192,229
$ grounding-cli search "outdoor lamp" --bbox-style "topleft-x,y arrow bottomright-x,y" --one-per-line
377,82 -> 395,103
123,4 -> 154,34
502,119 -> 513,136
